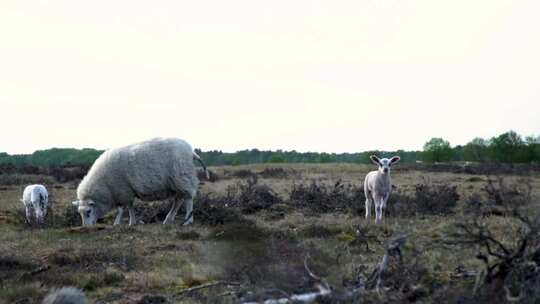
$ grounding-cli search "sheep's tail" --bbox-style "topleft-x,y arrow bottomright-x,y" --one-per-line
193,152 -> 210,180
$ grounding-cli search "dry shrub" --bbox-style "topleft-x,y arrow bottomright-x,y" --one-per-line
443,185 -> 540,303
413,184 -> 459,215
386,192 -> 415,217
194,192 -> 248,226
465,178 -> 532,217
231,169 -> 257,179
288,180 -> 364,215
233,175 -> 282,214
411,162 -> 540,176
0,174 -> 55,186
258,167 -> 292,179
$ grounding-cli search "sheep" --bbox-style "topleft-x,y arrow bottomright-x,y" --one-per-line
20,184 -> 49,224
364,155 -> 400,223
71,137 -> 209,226
42,286 -> 87,304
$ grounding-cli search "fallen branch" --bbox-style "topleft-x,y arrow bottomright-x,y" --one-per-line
176,281 -> 241,296
242,284 -> 331,304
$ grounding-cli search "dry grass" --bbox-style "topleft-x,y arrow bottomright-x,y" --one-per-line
0,164 -> 539,303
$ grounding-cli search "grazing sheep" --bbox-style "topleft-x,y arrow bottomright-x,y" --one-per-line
20,184 -> 49,224
42,286 -> 87,304
364,155 -> 400,223
72,137 -> 209,226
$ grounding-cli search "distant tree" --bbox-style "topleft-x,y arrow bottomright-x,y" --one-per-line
463,137 -> 489,162
422,138 -> 453,162
489,131 -> 527,163
268,154 -> 286,163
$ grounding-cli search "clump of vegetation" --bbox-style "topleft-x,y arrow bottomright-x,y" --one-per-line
443,181 -> 540,302
230,169 -> 257,179
414,183 -> 460,215
258,167 -> 293,179
465,178 -> 532,217
194,192 -> 249,226
233,175 -> 282,214
288,180 -> 364,215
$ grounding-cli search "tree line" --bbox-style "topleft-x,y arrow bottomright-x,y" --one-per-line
0,131 -> 538,167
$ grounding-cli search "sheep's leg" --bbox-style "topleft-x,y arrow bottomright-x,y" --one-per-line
25,205 -> 32,223
183,197 -> 194,226
375,198 -> 383,223
113,207 -> 124,226
381,195 -> 389,220
128,206 -> 137,226
365,196 -> 372,219
163,197 -> 184,225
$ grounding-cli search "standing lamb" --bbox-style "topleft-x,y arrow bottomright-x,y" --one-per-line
364,155 -> 400,223
21,184 -> 49,224
72,138 -> 209,226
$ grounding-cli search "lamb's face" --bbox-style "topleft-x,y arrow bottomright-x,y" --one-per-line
72,199 -> 98,226
370,155 -> 400,174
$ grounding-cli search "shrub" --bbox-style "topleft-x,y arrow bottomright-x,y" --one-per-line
288,180 -> 364,215
414,184 -> 459,215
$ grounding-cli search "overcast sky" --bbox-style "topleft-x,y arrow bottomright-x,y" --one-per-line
1,0 -> 539,154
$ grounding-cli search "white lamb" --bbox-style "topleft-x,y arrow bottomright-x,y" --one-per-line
364,155 -> 400,223
71,137 -> 209,226
21,184 -> 49,224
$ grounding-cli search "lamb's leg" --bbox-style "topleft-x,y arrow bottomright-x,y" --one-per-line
365,196 -> 372,219
25,205 -> 32,223
113,207 -> 124,226
375,198 -> 382,223
163,197 -> 184,225
128,206 -> 137,226
183,197 -> 194,226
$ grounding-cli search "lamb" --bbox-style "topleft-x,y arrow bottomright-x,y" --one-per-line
21,184 -> 49,224
71,137 -> 209,226
364,155 -> 400,223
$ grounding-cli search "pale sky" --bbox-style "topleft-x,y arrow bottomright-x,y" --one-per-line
1,0 -> 539,154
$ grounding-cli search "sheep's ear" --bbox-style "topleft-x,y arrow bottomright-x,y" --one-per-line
370,155 -> 381,166
71,200 -> 80,207
390,156 -> 401,164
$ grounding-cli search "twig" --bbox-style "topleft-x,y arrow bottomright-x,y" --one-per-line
176,281 -> 241,295
18,265 -> 51,280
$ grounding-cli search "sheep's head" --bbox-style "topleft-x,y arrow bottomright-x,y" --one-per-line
370,155 -> 400,174
72,199 -> 102,226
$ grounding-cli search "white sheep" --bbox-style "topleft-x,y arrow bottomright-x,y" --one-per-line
364,155 -> 400,223
71,137 -> 209,226
21,184 -> 49,224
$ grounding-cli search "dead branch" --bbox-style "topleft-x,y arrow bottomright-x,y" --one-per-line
176,281 -> 241,296
367,235 -> 408,294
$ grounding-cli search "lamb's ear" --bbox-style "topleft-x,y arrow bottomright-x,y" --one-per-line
71,200 -> 80,207
370,155 -> 381,166
390,156 -> 401,164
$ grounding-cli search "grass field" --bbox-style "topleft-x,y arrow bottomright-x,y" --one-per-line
1,164 -> 539,303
